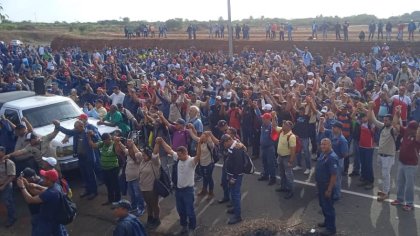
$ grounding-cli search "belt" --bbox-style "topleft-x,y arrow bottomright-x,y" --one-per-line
279,155 -> 290,158
379,154 -> 393,157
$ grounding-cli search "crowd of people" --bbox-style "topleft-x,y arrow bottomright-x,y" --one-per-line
0,39 -> 420,236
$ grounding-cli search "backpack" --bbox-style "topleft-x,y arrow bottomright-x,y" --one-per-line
284,132 -> 302,154
241,149 -> 255,174
207,143 -> 222,163
56,191 -> 77,225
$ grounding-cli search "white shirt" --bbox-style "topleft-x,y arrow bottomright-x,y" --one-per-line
172,152 -> 197,189
109,92 -> 125,105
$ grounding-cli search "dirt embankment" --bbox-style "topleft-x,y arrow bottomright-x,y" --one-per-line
51,36 -> 420,57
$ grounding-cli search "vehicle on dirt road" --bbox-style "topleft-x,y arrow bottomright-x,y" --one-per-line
0,91 -> 117,171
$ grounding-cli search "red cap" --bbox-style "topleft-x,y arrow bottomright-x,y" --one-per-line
121,75 -> 127,81
78,113 -> 88,120
261,113 -> 272,120
40,169 -> 59,182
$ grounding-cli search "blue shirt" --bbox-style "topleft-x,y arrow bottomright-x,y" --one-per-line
320,130 -> 349,159
315,151 -> 339,184
113,214 -> 147,236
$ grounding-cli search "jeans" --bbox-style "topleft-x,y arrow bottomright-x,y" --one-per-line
359,147 -> 374,183
103,167 -> 121,203
396,161 -> 417,206
33,220 -> 68,236
127,179 -> 145,212
78,154 -> 97,195
352,141 -> 361,173
229,175 -> 243,218
309,123 -> 317,153
175,187 -> 196,230
261,145 -> 277,178
0,183 -> 16,224
201,163 -> 214,192
278,155 -> 294,191
333,158 -> 344,200
318,183 -> 336,233
377,154 -> 395,194
221,168 -> 230,201
296,137 -> 311,170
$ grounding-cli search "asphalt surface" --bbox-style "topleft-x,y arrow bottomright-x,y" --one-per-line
0,148 -> 420,236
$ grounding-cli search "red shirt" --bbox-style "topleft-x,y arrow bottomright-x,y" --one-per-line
359,123 -> 374,148
227,108 -> 241,130
399,127 -> 420,166
353,77 -> 365,92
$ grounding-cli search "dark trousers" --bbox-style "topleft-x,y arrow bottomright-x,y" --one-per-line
221,168 -> 230,201
175,187 -> 196,230
318,183 -> 336,233
201,163 -> 214,192
360,147 -> 374,183
103,167 -> 121,203
309,123 -> 317,153
261,146 -> 276,178
78,154 -> 97,195
252,129 -> 261,157
229,175 -> 243,218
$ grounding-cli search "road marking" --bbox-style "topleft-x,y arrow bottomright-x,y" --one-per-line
214,163 -> 420,209
241,191 -> 249,201
212,218 -> 220,226
197,198 -> 215,217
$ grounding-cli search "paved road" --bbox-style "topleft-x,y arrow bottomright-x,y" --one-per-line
1,149 -> 419,236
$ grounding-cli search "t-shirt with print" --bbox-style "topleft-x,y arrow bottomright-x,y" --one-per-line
97,141 -> 119,170
0,159 -> 15,185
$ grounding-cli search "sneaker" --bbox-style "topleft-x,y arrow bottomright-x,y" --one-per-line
218,198 -> 230,204
402,205 -> 414,211
317,222 -> 326,228
5,218 -> 16,228
319,229 -> 336,236
377,191 -> 386,196
292,166 -> 302,171
364,183 -> 374,190
349,172 -> 360,177
226,207 -> 235,214
257,176 -> 269,181
227,216 -> 242,225
391,200 -> 402,206
268,178 -> 276,186
304,169 -> 311,175
377,194 -> 388,202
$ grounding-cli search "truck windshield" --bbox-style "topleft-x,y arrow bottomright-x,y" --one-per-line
23,101 -> 81,128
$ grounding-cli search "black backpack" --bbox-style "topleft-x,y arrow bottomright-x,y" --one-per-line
207,143 -> 222,163
56,192 -> 77,225
241,149 -> 255,174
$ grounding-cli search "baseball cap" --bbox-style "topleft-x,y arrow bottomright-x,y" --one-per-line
220,134 -> 231,144
22,167 -> 36,178
332,121 -> 343,129
25,132 -> 38,141
78,113 -> 88,120
261,113 -> 272,120
159,73 -> 165,78
175,118 -> 186,125
0,146 -> 5,152
42,157 -> 57,167
321,106 -> 328,113
115,199 -> 132,210
262,104 -> 273,111
217,120 -> 227,128
15,124 -> 26,130
307,80 -> 314,85
307,72 -> 314,76
290,80 -> 297,87
215,96 -> 222,100
40,169 -> 59,182
407,120 -> 419,130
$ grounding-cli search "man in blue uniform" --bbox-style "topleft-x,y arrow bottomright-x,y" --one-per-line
257,112 -> 276,185
316,138 -> 338,236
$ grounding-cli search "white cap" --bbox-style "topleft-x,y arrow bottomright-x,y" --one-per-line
220,73 -> 226,77
215,96 -> 222,100
307,72 -> 314,76
262,104 -> 273,111
321,106 -> 328,113
290,80 -> 297,87
335,87 -> 341,92
307,80 -> 314,85
42,157 -> 57,167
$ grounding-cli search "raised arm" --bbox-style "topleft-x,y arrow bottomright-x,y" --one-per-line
156,137 -> 173,155
21,117 -> 33,133
87,131 -> 99,149
193,138 -> 203,165
157,111 -> 171,128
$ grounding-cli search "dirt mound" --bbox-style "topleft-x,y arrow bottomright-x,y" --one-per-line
51,36 -> 420,57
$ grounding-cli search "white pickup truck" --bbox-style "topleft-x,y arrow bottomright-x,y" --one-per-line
0,91 -> 117,171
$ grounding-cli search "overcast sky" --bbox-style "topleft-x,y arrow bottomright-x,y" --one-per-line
2,0 -> 418,23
